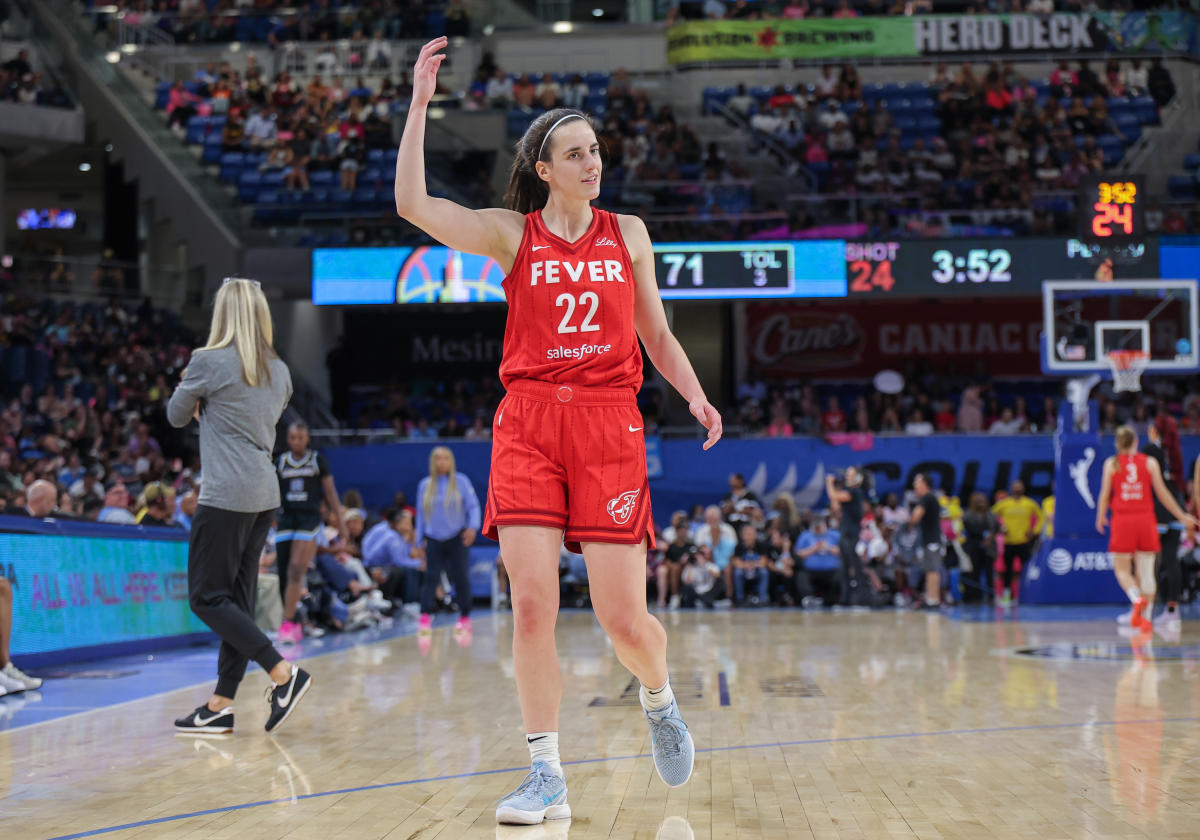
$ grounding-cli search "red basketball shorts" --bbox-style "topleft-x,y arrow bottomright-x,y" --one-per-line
483,380 -> 654,554
1108,511 -> 1160,554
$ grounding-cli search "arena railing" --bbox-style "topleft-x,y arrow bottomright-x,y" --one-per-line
1,254 -> 189,308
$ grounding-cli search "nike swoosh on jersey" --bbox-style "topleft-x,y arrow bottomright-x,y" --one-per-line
628,425 -> 643,432
532,244 -> 550,251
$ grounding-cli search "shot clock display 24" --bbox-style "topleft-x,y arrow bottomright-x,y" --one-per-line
1078,174 -> 1145,242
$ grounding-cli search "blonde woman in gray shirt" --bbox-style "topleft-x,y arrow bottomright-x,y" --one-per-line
167,278 -> 313,735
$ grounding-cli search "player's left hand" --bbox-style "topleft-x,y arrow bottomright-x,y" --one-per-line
462,528 -> 477,547
689,399 -> 722,450
1094,514 -> 1106,534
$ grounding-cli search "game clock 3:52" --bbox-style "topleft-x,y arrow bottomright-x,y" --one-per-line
847,240 -> 1017,295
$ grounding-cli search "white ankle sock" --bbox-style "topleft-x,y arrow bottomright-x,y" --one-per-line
1126,586 -> 1142,604
640,678 -> 674,712
527,732 -> 562,777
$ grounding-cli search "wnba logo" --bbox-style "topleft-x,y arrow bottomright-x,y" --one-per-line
1047,548 -> 1073,576
607,490 -> 640,525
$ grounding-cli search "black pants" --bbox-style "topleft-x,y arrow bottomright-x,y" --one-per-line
188,505 -> 284,698
421,534 -> 472,617
1000,541 -> 1032,590
838,537 -> 865,605
963,539 -> 993,602
373,566 -> 422,604
1159,526 -> 1183,604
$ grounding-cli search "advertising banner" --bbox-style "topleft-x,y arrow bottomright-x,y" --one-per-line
743,298 -> 1046,379
1,525 -> 206,659
667,12 -> 1196,64
666,18 -> 914,64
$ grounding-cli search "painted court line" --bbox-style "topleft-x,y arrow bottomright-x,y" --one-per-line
44,714 -> 1200,840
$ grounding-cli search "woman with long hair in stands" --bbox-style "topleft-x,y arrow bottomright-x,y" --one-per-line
167,278 -> 312,735
394,38 -> 722,826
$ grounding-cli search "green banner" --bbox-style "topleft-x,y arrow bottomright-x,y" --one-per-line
666,19 -> 915,65
666,12 -> 1197,65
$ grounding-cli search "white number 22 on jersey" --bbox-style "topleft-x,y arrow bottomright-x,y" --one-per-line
555,291 -> 600,334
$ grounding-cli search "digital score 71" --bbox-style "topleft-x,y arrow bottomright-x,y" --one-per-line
1079,174 -> 1145,242
654,244 -> 795,298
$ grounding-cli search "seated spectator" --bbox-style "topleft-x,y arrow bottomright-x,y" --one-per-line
988,407 -> 1025,435
658,516 -> 694,609
904,410 -> 934,436
137,481 -> 181,527
814,66 -> 839,101
726,83 -> 755,119
832,0 -> 858,18
99,482 -> 136,524
794,518 -> 840,604
5,479 -> 56,518
338,118 -> 366,191
245,106 -> 277,149
513,74 -> 536,112
783,0 -> 809,17
536,73 -> 561,110
732,524 -> 771,605
680,544 -> 724,608
286,128 -> 312,191
694,504 -> 736,600
561,74 -> 588,111
1123,59 -> 1149,97
367,32 -> 392,71
486,68 -> 513,107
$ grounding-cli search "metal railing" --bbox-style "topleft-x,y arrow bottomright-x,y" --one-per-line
0,254 -> 187,306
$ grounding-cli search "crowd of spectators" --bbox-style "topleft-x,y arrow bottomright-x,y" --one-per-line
720,57 -> 1183,235
0,292 -> 198,524
0,49 -> 44,106
91,0 -> 470,45
670,0 -> 1169,20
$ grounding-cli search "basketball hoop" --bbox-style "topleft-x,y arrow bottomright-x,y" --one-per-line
1105,349 -> 1149,393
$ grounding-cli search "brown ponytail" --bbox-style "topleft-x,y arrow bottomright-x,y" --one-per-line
503,108 -> 592,214
1115,424 -> 1137,452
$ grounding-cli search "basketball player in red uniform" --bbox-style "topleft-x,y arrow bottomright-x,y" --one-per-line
1095,426 -> 1194,632
394,39 -> 722,825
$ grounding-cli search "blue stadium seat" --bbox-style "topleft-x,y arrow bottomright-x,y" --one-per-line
237,171 -> 263,202
917,115 -> 942,133
910,96 -> 937,113
352,188 -> 376,208
310,170 -> 335,188
1167,175 -> 1197,200
208,116 -> 226,136
374,189 -> 393,207
202,136 -> 223,164
585,72 -> 609,90
155,82 -> 171,110
367,148 -> 389,163
219,152 -> 244,182
677,163 -> 702,180
894,115 -> 918,132
749,86 -> 773,102
186,116 -> 207,145
329,189 -> 352,210
261,170 -> 286,188
1132,96 -> 1158,124
1184,153 -> 1200,171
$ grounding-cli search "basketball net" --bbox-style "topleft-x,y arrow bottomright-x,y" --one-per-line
1106,349 -> 1149,393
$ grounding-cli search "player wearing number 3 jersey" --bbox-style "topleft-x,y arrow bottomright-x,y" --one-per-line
1096,425 -> 1194,633
394,38 -> 722,826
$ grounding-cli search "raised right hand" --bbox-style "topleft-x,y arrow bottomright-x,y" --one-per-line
411,37 -> 448,109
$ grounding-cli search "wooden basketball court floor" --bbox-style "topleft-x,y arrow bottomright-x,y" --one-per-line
3,606 -> 1200,840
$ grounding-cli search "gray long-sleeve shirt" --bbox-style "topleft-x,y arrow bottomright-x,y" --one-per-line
167,344 -> 292,513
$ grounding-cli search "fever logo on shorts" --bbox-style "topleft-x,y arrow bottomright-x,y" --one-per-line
607,490 -> 640,525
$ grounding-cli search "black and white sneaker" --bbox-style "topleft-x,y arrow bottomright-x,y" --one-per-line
175,704 -> 235,735
264,665 -> 313,733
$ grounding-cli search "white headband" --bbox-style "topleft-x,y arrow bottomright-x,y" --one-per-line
537,114 -> 585,163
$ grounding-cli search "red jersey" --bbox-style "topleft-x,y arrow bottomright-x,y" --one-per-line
498,208 -> 642,392
1111,452 -> 1154,516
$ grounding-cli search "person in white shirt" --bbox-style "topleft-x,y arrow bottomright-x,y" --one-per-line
988,408 -> 1025,435
904,410 -> 934,436
726,84 -> 755,118
814,66 -> 839,100
485,68 -> 513,106
817,100 -> 848,131
245,107 -> 277,148
367,33 -> 392,70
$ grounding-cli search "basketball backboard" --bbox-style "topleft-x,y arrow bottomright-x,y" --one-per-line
1041,279 -> 1199,376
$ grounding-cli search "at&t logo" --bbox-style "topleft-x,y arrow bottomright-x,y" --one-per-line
1048,548 -> 1073,575
1047,548 -> 1113,575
